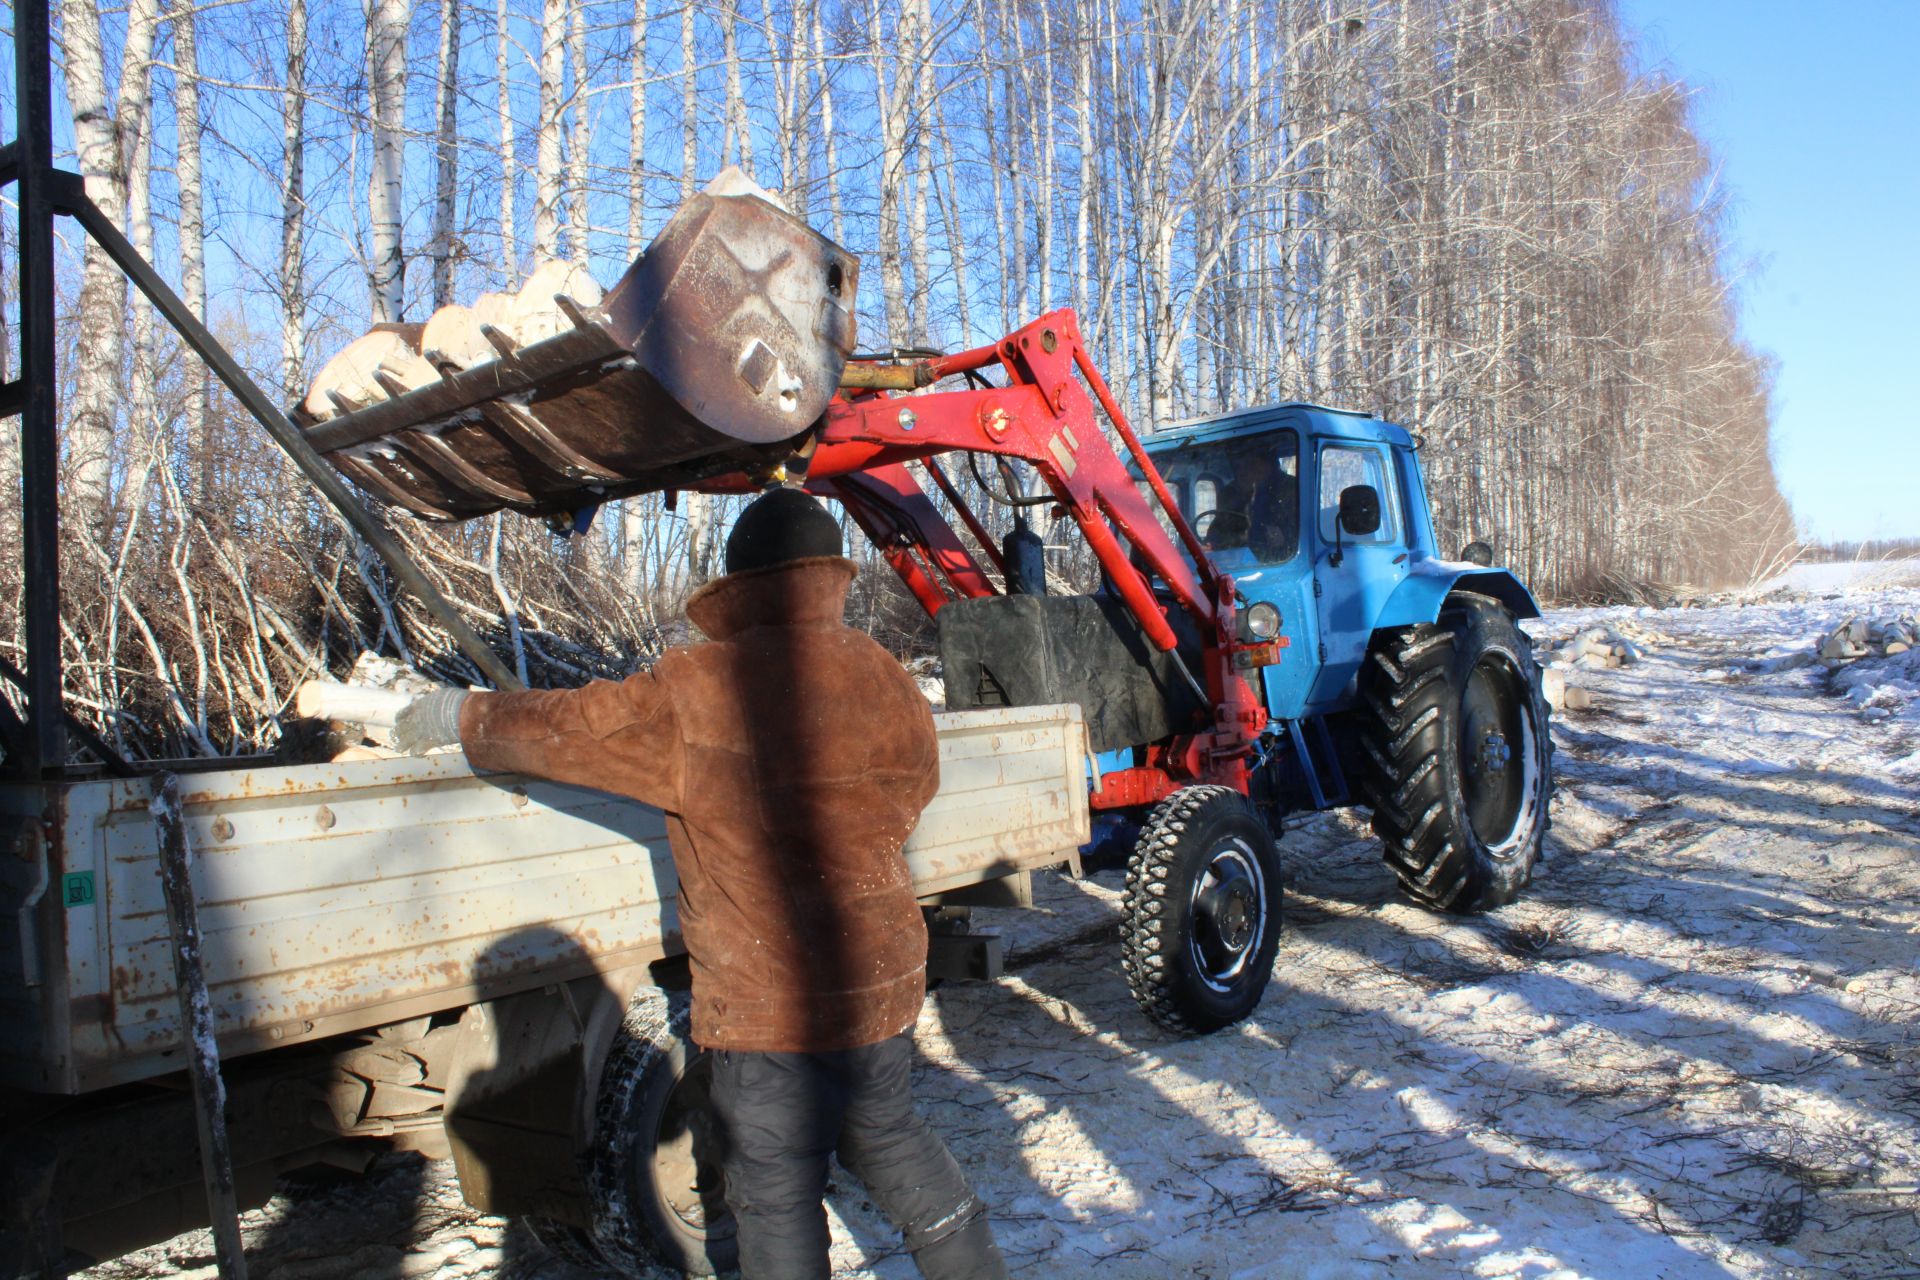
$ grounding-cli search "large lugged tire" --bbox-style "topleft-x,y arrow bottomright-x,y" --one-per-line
1122,785 -> 1284,1034
1356,593 -> 1552,913
563,986 -> 737,1277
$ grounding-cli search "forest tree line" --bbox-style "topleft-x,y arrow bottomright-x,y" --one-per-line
0,0 -> 1796,757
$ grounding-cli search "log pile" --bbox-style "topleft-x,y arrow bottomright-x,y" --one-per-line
1817,614 -> 1920,668
300,261 -> 605,422
1546,626 -> 1641,671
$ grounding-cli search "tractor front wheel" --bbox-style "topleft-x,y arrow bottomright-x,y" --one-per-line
1356,594 -> 1552,912
1122,786 -> 1284,1034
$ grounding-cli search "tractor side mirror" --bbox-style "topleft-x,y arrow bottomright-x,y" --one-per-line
1337,485 -> 1381,537
1460,540 -> 1494,567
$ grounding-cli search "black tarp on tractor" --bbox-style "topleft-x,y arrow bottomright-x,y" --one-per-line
937,593 -> 1206,753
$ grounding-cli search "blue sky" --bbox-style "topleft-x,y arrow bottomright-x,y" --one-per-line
1618,1 -> 1920,544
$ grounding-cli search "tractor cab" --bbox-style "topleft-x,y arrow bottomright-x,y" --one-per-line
1143,403 -> 1449,721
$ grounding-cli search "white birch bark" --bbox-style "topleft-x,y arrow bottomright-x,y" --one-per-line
364,0 -> 411,321
534,0 -> 566,258
720,0 -> 752,175
63,0 -> 141,535
1073,18 -> 1092,329
568,0 -> 592,262
933,101 -> 972,343
868,0 -> 912,345
768,0 -> 812,218
497,0 -> 519,279
172,0 -> 209,480
282,0 -> 309,394
811,1 -> 844,245
432,0 -> 462,306
678,41 -> 710,582
627,0 -> 651,254
128,75 -> 156,443
680,0 -> 699,198
906,0 -> 932,341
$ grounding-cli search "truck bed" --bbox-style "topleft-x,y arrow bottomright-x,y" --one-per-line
1,704 -> 1088,1095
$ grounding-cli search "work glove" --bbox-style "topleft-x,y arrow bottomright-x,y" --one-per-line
392,688 -> 470,756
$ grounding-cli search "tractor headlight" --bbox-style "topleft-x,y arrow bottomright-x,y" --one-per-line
1242,602 -> 1282,641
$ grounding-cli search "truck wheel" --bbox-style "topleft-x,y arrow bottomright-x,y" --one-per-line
571,986 -> 737,1277
1356,594 -> 1552,913
1122,785 -> 1283,1034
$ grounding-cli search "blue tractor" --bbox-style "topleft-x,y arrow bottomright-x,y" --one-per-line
1100,402 -> 1555,1026
839,322 -> 1557,1035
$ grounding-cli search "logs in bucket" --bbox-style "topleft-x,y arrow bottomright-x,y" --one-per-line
294,168 -> 861,527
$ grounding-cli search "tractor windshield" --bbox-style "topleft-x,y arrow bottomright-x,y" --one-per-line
1147,428 -> 1301,564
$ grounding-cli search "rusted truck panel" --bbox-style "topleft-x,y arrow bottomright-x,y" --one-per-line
0,704 -> 1087,1095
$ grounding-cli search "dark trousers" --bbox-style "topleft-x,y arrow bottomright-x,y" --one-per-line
708,1034 -> 1011,1280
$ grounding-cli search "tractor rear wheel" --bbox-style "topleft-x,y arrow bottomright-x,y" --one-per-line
1356,594 -> 1552,913
1122,786 -> 1284,1034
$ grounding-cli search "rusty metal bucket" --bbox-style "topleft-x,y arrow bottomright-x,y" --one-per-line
294,173 -> 860,524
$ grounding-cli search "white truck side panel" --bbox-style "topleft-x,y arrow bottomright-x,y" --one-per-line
1,704 -> 1088,1093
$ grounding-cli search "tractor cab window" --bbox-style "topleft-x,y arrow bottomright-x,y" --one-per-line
1151,429 -> 1300,564
1317,443 -> 1401,546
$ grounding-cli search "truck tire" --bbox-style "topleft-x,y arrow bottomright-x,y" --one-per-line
1356,594 -> 1552,913
561,986 -> 737,1277
1122,786 -> 1284,1034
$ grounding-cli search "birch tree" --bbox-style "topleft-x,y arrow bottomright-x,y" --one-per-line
173,0 -> 210,481
432,0 -> 463,306
534,0 -> 567,257
281,0 -> 308,394
498,0 -> 519,278
364,0 -> 411,321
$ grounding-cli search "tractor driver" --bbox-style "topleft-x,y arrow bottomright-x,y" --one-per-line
1205,445 -> 1299,563
391,488 -> 1011,1280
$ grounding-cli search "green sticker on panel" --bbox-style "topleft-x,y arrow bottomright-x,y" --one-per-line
62,871 -> 96,907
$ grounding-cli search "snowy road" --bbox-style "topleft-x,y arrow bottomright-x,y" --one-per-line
91,590 -> 1920,1280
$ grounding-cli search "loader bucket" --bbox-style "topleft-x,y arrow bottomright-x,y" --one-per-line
295,171 -> 859,524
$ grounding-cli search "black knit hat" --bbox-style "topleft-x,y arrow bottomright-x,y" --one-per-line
724,487 -> 843,574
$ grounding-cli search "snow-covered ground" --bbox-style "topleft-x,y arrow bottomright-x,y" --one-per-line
1752,558 -> 1920,596
90,588 -> 1920,1280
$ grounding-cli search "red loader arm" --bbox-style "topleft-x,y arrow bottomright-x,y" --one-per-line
781,311 -> 1274,805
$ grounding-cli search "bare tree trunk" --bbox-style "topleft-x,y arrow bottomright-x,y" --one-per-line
172,0 -> 209,487
1002,6 -> 1027,323
364,0 -> 411,321
1073,18 -> 1092,330
432,0 -> 462,306
63,0 -> 144,536
868,0 -> 911,344
678,41 -> 710,582
934,100 -> 972,343
497,0 -> 519,279
568,0 -> 593,262
628,0 -> 651,254
977,14 -> 1008,332
812,1 -> 844,244
720,0 -> 752,175
629,0 -> 660,591
680,0 -> 699,197
907,0 -> 932,341
534,0 -> 566,258
769,0 -> 813,217
281,0 -> 308,395
128,71 -> 156,445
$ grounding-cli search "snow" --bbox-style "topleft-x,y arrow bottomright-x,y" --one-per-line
85,589 -> 1920,1280
1752,559 -> 1920,596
